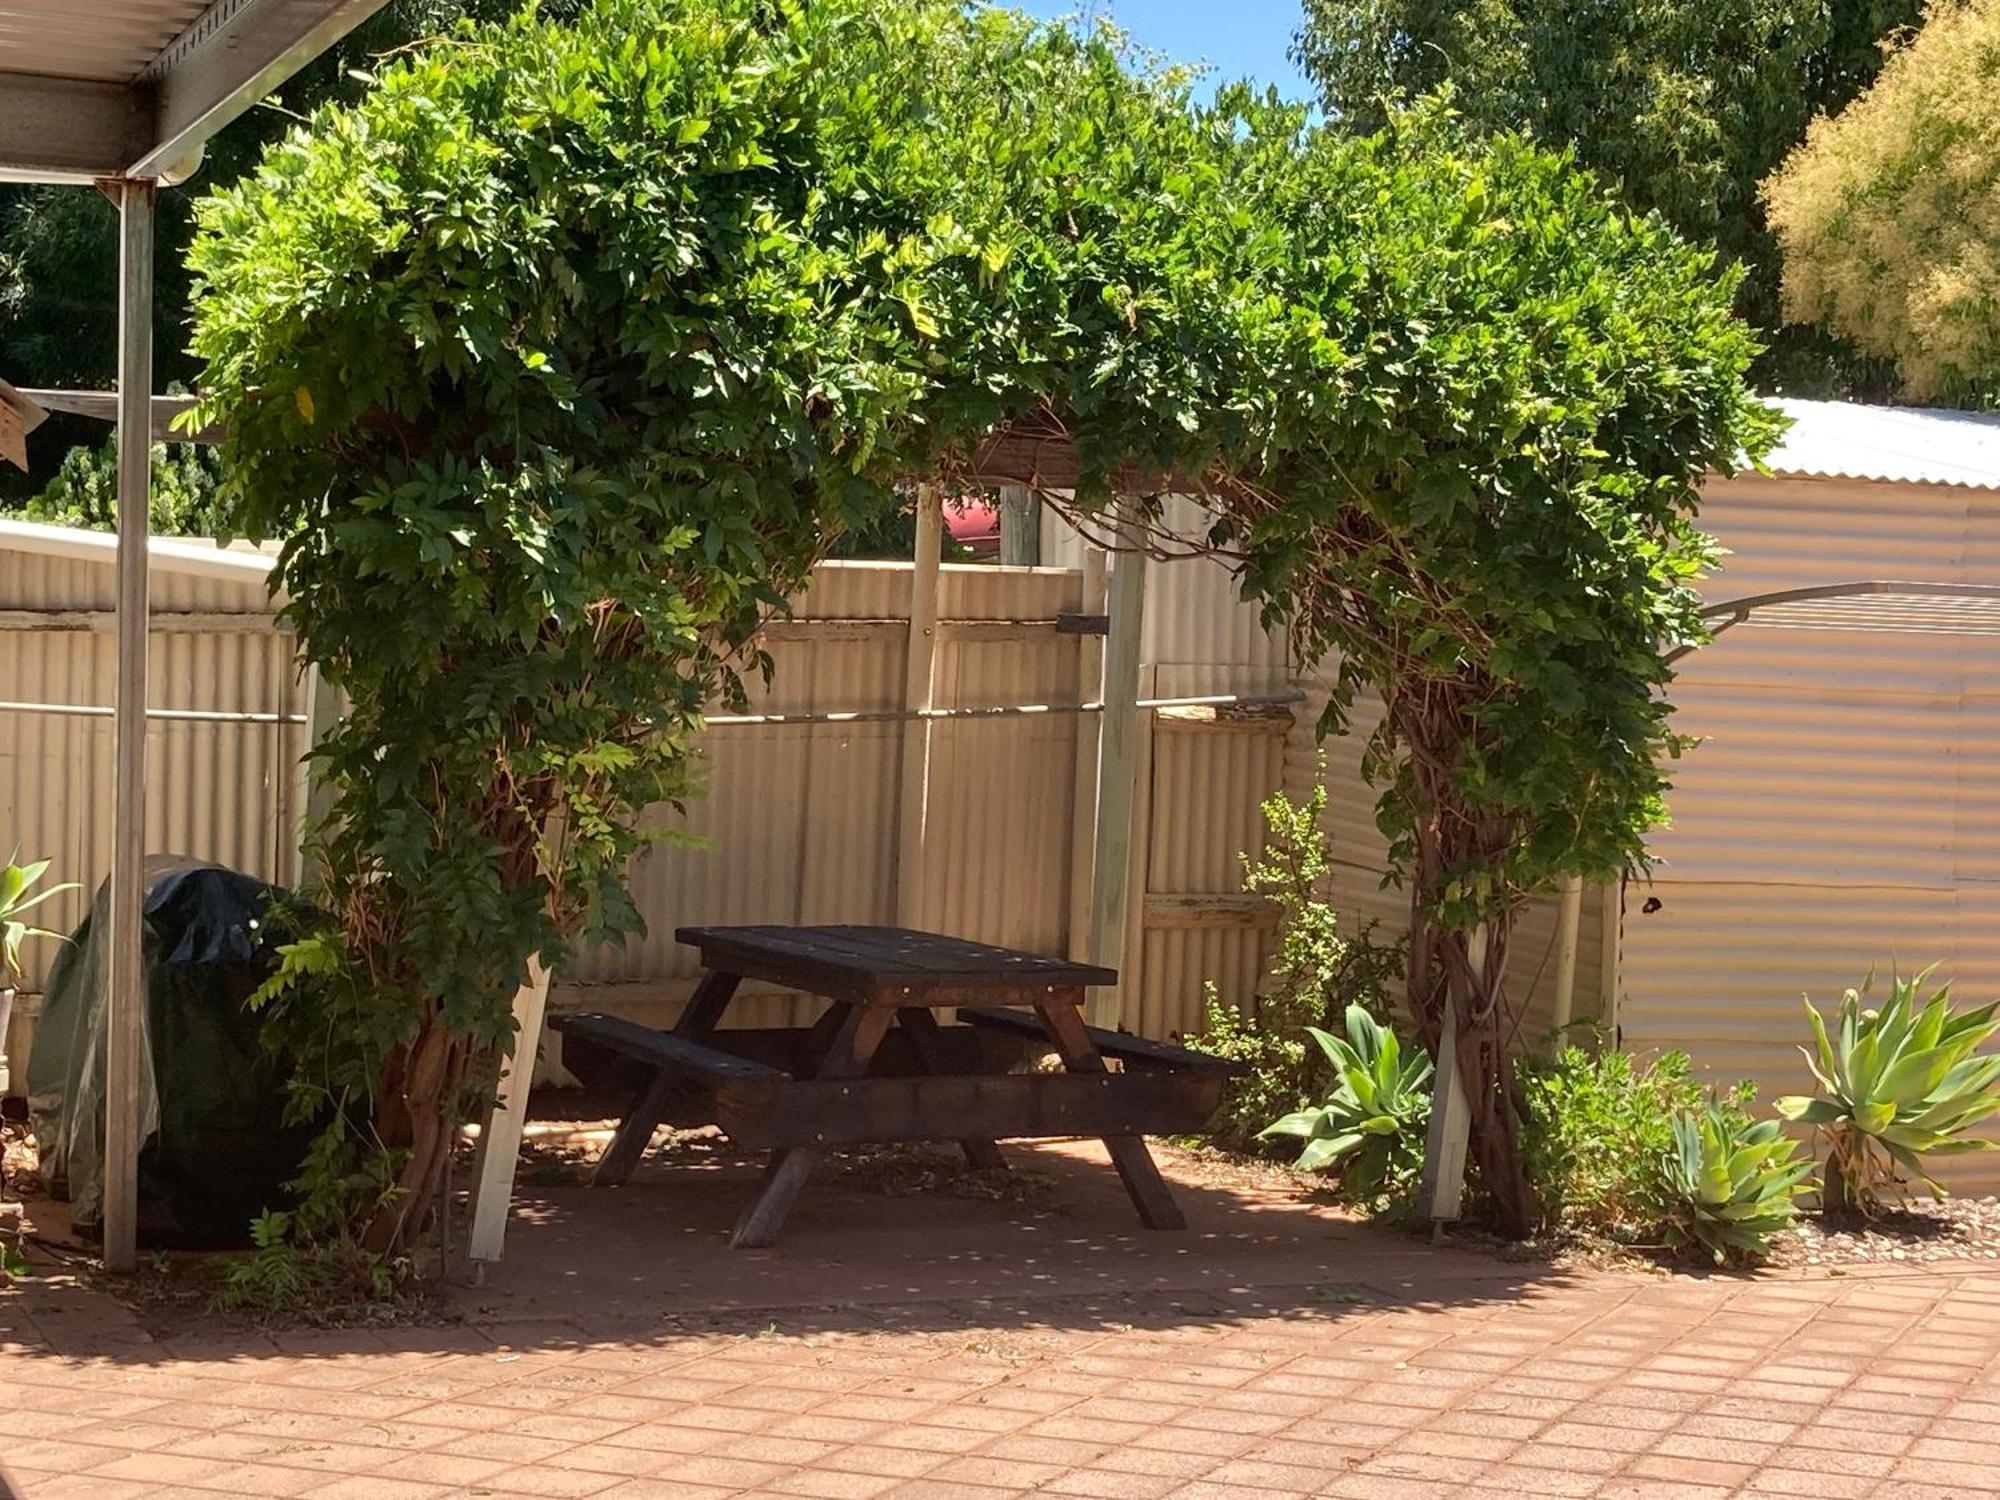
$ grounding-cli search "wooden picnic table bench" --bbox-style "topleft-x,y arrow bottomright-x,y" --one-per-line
552,924 -> 1236,1248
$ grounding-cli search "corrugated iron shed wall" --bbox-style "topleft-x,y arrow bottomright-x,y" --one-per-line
1623,474 -> 2000,1189
0,546 -> 303,1081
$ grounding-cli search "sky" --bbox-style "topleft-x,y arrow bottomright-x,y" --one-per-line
1007,0 -> 1316,102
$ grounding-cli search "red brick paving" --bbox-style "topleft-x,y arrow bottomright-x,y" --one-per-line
7,1140 -> 2000,1498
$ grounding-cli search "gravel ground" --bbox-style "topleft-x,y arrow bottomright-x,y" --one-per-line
1767,1194 -> 2000,1267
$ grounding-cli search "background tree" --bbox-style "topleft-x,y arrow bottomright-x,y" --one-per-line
1764,0 -> 2000,406
1290,0 -> 1920,396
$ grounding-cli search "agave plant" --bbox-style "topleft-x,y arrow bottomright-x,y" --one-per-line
1655,1104 -> 1814,1264
1774,968 -> 2000,1214
1258,1003 -> 1431,1202
0,855 -> 74,986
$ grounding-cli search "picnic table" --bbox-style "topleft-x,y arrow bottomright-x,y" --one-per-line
553,924 -> 1234,1247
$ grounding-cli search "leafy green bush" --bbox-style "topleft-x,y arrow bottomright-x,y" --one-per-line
20,435 -> 226,537
1656,1105 -> 1813,1264
1259,1003 -> 1431,1203
1518,1043 -> 1754,1238
1188,773 -> 1402,1151
1775,968 -> 2000,1215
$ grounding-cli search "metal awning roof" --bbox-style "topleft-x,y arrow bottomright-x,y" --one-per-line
0,0 -> 388,183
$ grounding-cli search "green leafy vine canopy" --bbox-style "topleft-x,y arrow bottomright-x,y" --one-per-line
186,0 -> 1775,1248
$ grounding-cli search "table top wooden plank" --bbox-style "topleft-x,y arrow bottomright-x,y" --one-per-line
675,924 -> 1116,1000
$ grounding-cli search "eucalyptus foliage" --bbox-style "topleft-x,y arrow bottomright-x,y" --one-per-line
1763,0 -> 2000,405
1292,0 -> 1918,395
189,0 -> 1774,1255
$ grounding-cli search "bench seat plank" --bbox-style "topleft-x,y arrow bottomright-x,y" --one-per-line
552,1012 -> 789,1084
956,1006 -> 1244,1075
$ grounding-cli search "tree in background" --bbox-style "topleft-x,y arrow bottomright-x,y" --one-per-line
1764,0 -> 2000,406
0,0 -> 580,508
1291,0 -> 1921,396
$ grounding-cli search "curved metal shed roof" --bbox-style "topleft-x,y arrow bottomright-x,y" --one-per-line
1761,397 -> 2000,491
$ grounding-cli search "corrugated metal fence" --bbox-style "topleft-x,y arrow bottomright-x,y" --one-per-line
0,531 -> 1314,1083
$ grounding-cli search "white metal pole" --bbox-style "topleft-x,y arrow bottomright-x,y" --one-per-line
1066,547 -> 1108,962
1086,508 -> 1147,1027
895,486 -> 943,929
103,178 -> 155,1275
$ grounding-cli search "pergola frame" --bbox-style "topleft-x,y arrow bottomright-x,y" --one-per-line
0,0 -> 392,1273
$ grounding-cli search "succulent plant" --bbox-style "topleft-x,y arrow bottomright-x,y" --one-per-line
1655,1103 -> 1813,1263
1775,968 -> 2000,1214
1259,1002 -> 1431,1202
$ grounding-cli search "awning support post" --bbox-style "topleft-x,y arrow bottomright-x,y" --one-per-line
102,176 -> 154,1275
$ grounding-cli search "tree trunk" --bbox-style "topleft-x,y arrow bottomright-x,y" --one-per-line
1391,683 -> 1538,1238
360,1011 -> 481,1258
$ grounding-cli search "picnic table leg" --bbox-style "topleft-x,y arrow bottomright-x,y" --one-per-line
591,970 -> 741,1187
897,1009 -> 1008,1172
732,1002 -> 894,1248
1034,993 -> 1187,1231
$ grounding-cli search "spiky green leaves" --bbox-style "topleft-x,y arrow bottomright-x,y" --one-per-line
0,855 -> 75,985
1259,1003 -> 1432,1201
1775,968 -> 2000,1212
1656,1105 -> 1814,1264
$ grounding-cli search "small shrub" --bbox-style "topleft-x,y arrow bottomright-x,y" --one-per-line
21,433 -> 226,537
1775,967 -> 2000,1215
1518,1043 -> 1734,1238
1654,1105 -> 1814,1264
217,1208 -> 394,1313
1190,982 -> 1320,1153
1186,770 -> 1402,1152
1259,1003 -> 1431,1204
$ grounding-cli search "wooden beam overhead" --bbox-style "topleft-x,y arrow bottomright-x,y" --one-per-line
0,72 -> 150,182
0,0 -> 391,184
16,387 -> 218,443
133,0 -> 392,180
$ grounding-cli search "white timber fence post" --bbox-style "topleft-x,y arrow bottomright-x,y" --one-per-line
998,484 -> 1040,566
1066,546 -> 1108,963
1552,873 -> 1584,1036
896,485 -> 944,929
103,177 -> 155,1276
292,664 -> 343,900
1086,505 -> 1147,1028
465,952 -> 553,1268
